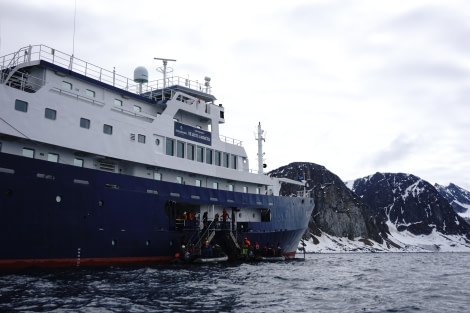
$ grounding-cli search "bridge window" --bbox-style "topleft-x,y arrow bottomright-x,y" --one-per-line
195,179 -> 201,187
196,146 -> 204,162
187,144 -> 195,160
231,155 -> 237,169
166,138 -> 174,156
215,151 -> 221,166
15,99 -> 28,112
177,141 -> 185,158
223,152 -> 229,168
154,172 -> 162,180
205,149 -> 213,164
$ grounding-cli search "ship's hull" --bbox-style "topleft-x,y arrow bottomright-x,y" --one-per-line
0,153 -> 313,269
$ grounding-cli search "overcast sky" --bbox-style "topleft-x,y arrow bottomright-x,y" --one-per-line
1,0 -> 469,189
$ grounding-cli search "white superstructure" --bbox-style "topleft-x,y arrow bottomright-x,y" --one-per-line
1,45 -> 303,197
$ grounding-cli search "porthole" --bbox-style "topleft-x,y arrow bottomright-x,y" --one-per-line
155,138 -> 160,145
146,240 -> 151,247
111,239 -> 117,246
98,200 -> 104,207
56,195 -> 62,203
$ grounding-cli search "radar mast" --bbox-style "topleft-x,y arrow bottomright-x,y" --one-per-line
154,57 -> 176,89
256,122 -> 266,174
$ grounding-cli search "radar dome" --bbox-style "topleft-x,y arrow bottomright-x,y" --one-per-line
134,66 -> 148,83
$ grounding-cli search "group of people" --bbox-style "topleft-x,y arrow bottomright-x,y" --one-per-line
175,236 -> 224,261
179,210 -> 196,229
241,238 -> 283,259
202,208 -> 230,230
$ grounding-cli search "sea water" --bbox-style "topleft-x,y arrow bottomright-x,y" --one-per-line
0,253 -> 469,312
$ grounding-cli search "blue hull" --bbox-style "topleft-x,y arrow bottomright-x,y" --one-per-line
0,153 -> 313,269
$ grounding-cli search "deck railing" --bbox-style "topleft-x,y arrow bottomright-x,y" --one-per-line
0,44 -> 211,96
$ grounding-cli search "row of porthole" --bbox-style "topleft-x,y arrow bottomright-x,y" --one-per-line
55,195 -> 105,207
111,240 -> 152,247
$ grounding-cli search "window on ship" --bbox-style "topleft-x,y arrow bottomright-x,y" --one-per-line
223,152 -> 229,168
45,108 -> 57,120
15,99 -> 28,112
260,209 -> 271,222
85,89 -> 95,98
187,144 -> 195,160
206,149 -> 213,164
62,81 -> 72,90
74,158 -> 84,167
196,146 -> 204,162
177,141 -> 185,158
231,155 -> 237,169
138,134 -> 146,143
48,153 -> 59,162
215,151 -> 221,166
103,124 -> 113,135
22,148 -> 35,158
80,118 -> 90,129
166,138 -> 174,156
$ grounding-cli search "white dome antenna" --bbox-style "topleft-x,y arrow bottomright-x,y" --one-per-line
133,66 -> 148,94
204,76 -> 211,93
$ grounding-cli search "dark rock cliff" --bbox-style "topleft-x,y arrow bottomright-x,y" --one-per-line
270,162 -> 387,244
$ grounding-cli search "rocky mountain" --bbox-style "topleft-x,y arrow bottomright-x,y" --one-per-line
351,173 -> 470,238
434,183 -> 470,222
270,163 -> 470,252
270,162 -> 390,250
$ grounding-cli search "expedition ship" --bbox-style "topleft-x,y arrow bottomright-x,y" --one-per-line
0,45 -> 314,269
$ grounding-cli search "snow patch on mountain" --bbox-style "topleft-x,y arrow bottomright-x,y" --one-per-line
300,220 -> 470,253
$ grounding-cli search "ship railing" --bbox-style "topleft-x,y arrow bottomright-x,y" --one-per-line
296,189 -> 312,198
3,69 -> 45,93
219,134 -> 243,146
1,44 -> 212,97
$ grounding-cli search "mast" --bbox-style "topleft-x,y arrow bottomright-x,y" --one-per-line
154,57 -> 176,89
256,122 -> 265,174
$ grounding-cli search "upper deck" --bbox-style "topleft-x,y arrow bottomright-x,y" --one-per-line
0,44 -> 216,103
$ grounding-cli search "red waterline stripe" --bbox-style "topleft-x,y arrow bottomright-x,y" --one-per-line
0,256 -> 174,270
